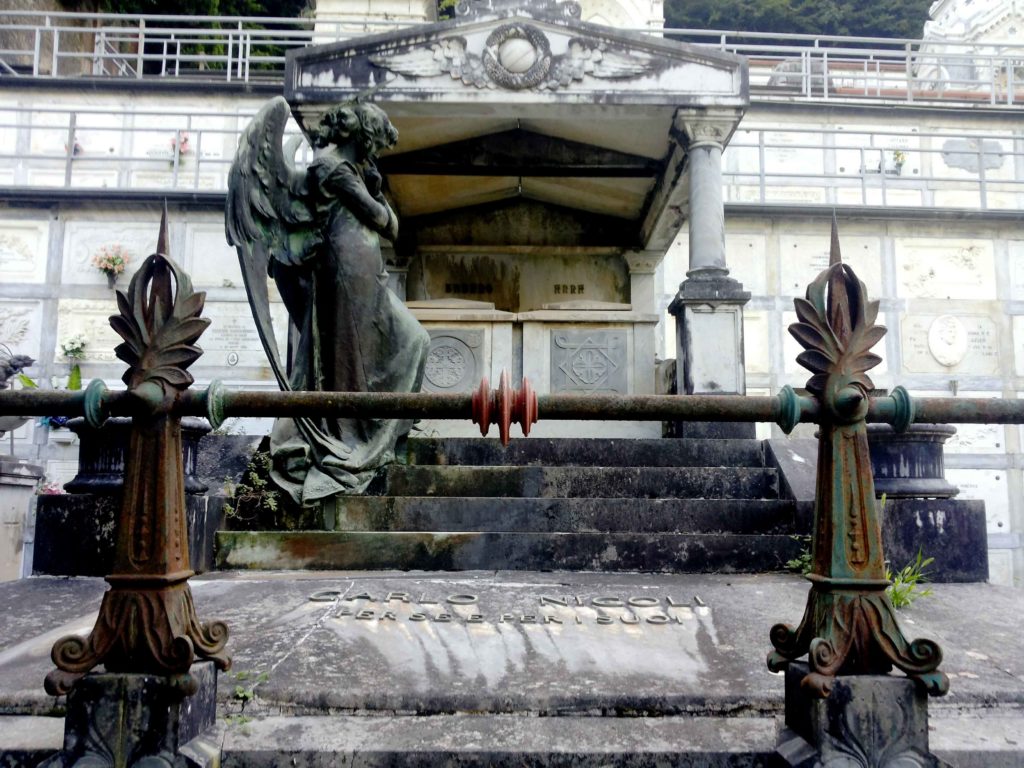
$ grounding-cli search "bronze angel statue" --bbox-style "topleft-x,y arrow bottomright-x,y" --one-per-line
226,97 -> 429,505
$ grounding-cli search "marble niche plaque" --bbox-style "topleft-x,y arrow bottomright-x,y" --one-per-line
944,468 -> 1009,535
550,330 -> 627,394
742,311 -> 770,375
422,329 -> 484,394
894,239 -> 995,300
725,233 -> 768,296
0,221 -> 49,284
197,301 -> 288,372
779,234 -> 881,297
0,300 -> 44,359
902,314 -> 999,375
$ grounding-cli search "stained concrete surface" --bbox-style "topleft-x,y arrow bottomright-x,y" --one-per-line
0,572 -> 1022,765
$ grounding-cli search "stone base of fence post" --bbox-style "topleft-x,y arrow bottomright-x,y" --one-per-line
773,661 -> 949,767
39,661 -> 219,768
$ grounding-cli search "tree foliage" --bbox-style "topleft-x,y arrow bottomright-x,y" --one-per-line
665,0 -> 935,41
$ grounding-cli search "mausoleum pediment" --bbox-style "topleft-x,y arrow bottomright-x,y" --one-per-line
285,0 -> 747,252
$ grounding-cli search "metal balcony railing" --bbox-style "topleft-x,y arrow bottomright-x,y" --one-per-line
0,11 -> 1022,107
0,104 -> 1020,212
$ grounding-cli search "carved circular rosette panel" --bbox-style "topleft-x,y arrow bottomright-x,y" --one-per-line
482,24 -> 552,89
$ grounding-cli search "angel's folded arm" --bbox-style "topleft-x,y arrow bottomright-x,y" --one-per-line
322,161 -> 391,233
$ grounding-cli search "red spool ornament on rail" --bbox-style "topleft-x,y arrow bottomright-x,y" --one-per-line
471,370 -> 538,445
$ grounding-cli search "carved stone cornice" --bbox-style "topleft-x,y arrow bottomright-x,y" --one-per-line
624,250 -> 661,274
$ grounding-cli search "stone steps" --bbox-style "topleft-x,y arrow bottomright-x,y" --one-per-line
408,437 -> 765,467
215,530 -> 804,571
216,436 -> 800,573
374,465 -> 778,499
331,497 -> 797,534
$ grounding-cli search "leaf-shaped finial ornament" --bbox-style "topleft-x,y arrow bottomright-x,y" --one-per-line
109,252 -> 210,392
789,263 -> 885,398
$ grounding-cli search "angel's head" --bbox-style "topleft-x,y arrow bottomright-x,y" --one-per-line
312,103 -> 398,161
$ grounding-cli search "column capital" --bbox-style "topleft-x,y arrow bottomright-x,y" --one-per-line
624,250 -> 662,274
673,108 -> 744,149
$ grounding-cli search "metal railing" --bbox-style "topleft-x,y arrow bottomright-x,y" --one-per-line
1,104 -> 1019,212
1,11 -> 1022,108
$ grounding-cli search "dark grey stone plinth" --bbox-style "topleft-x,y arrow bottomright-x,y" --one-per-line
882,498 -> 988,582
33,494 -> 220,576
867,423 -> 958,499
40,662 -> 218,768
775,662 -> 948,767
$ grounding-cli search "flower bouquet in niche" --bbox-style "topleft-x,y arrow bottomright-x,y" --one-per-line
91,243 -> 131,287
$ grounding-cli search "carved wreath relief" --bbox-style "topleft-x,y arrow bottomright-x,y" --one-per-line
371,26 -> 660,91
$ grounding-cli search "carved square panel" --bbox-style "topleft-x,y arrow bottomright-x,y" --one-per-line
0,221 -> 49,284
422,329 -> 484,393
0,300 -> 44,359
550,329 -> 627,394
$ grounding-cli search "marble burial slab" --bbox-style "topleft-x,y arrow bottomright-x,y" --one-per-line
762,130 -> 824,175
945,468 -> 1009,535
1001,242 -> 1024,302
197,301 -> 288,372
0,221 -> 48,284
894,238 -> 995,300
185,222 -> 247,289
833,125 -> 920,178
779,234 -> 881,297
902,314 -> 999,375
0,300 -> 44,360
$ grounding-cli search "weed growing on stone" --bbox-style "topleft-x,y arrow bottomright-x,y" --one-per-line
223,451 -> 280,525
785,535 -> 812,574
886,549 -> 934,609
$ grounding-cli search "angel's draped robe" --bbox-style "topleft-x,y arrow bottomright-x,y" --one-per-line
269,152 -> 429,505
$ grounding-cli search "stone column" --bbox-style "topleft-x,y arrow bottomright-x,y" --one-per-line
668,112 -> 750,436
625,251 -> 660,312
626,251 -> 662,397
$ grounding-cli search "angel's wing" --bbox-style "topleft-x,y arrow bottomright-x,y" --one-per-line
225,96 -> 316,390
549,40 -> 659,87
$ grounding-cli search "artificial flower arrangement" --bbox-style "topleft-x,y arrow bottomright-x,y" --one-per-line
91,243 -> 131,286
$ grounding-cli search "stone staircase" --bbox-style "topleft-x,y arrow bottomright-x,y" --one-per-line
215,436 -> 808,572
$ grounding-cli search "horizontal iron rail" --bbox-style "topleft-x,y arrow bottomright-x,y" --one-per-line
3,385 -> 1024,428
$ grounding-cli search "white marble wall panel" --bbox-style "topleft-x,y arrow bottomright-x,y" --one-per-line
725,233 -> 768,295
902,313 -> 999,375
987,550 -> 1015,587
1007,241 -> 1024,300
0,221 -> 48,284
894,238 -> 995,300
55,299 -> 124,363
742,311 -> 770,375
186,223 -> 246,289
945,468 -> 1009,535
763,131 -> 824,175
932,133 -> 1015,181
779,234 -> 881,297
61,221 -> 157,286
25,168 -> 120,189
762,187 -> 827,205
0,301 -> 44,360
834,126 -> 921,178
835,187 -> 923,207
1010,317 -> 1024,376
914,390 -> 1006,453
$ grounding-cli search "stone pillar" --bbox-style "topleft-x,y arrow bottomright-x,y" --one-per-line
667,112 -> 750,437
625,251 -> 660,312
0,457 -> 44,581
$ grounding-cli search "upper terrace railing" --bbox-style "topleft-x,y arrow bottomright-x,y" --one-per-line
0,10 -> 1022,108
1,103 -> 1020,212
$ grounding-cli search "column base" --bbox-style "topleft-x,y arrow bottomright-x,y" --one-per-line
40,662 -> 219,768
774,662 -> 950,767
668,274 -> 750,398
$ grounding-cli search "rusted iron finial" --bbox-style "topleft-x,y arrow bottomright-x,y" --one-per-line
768,218 -> 946,698
45,214 -> 229,696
